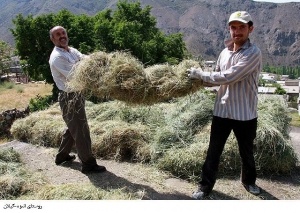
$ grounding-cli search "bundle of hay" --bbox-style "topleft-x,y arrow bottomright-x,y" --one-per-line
67,51 -> 203,105
68,51 -> 147,103
90,120 -> 152,162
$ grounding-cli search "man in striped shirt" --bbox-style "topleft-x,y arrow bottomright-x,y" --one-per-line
188,11 -> 262,199
49,26 -> 106,174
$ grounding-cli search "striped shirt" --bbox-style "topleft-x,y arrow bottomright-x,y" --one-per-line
49,46 -> 84,92
201,39 -> 262,121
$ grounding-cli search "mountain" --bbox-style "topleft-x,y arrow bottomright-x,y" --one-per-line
0,0 -> 300,66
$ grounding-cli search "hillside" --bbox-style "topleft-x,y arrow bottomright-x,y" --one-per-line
0,0 -> 300,66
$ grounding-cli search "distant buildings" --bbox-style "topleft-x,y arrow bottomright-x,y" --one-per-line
260,73 -> 276,83
259,73 -> 299,103
0,56 -> 28,83
9,56 -> 23,74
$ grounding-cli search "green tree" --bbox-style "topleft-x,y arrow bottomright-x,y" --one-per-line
110,0 -> 187,65
111,1 -> 160,64
93,10 -> 114,51
12,14 -> 54,82
68,13 -> 95,54
162,33 -> 186,64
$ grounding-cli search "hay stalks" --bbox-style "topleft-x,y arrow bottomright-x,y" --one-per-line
67,51 -> 203,105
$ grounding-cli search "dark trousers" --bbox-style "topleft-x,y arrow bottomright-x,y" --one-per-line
199,116 -> 257,193
56,92 -> 97,167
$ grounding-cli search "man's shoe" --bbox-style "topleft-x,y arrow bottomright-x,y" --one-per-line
55,154 -> 76,165
81,164 -> 107,174
192,187 -> 209,200
243,183 -> 261,195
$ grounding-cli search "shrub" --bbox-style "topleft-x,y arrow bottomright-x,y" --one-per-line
29,94 -> 54,112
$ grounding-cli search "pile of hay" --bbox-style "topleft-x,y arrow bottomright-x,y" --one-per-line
67,51 -> 203,105
0,148 -> 28,199
89,120 -> 152,162
10,91 -> 298,180
10,105 -> 64,147
156,94 -> 298,179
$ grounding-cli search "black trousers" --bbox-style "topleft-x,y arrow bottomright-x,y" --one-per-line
199,116 -> 257,193
56,92 -> 97,167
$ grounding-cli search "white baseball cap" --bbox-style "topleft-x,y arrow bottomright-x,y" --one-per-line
228,11 -> 252,24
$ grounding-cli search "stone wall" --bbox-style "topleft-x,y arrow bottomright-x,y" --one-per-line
0,107 -> 29,137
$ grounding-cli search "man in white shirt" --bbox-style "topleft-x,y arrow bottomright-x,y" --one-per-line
49,26 -> 106,174
188,11 -> 262,199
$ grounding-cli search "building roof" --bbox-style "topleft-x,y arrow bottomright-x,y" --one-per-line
282,86 -> 299,94
258,87 -> 276,94
258,85 -> 299,94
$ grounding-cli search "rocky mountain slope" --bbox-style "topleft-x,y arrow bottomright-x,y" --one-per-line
0,0 -> 299,66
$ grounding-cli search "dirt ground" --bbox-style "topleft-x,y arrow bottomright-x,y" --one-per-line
1,127 -> 300,200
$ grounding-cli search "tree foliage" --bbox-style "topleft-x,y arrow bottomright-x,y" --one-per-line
11,0 -> 187,94
263,64 -> 300,80
274,84 -> 287,95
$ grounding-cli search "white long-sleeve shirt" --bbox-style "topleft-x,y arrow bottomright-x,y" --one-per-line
49,46 -> 84,92
201,39 -> 262,121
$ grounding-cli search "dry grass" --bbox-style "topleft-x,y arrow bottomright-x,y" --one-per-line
0,148 -> 44,199
67,51 -> 203,105
0,147 -> 138,200
0,82 -> 52,112
19,183 -> 138,200
1,142 -> 299,200
1,73 -> 300,201
10,91 -> 298,180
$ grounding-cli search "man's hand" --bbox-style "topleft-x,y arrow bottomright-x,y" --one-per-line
187,67 -> 203,80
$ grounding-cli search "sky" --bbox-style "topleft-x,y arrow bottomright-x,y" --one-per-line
254,0 -> 300,3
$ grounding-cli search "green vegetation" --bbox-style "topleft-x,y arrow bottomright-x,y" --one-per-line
0,81 -> 15,91
28,94 -> 54,112
275,84 -> 287,95
263,64 -> 300,79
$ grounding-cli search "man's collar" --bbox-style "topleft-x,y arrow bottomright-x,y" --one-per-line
54,46 -> 69,52
224,38 -> 251,51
